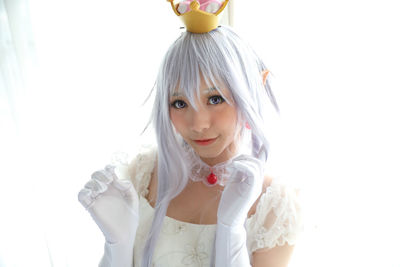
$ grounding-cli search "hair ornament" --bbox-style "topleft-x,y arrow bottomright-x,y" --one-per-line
167,0 -> 230,33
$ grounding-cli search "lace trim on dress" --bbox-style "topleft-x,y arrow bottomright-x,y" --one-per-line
110,145 -> 157,198
130,146 -> 157,197
245,179 -> 303,252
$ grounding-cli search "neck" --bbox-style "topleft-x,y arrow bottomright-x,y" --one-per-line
200,143 -> 238,166
200,152 -> 234,166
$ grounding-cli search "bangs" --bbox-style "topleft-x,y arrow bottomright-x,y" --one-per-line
162,31 -> 235,110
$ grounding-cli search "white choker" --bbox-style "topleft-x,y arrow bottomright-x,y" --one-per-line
181,128 -> 254,187
184,145 -> 234,187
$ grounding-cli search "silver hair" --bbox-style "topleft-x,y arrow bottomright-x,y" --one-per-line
141,25 -> 279,267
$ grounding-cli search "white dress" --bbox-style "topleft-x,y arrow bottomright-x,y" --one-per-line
112,146 -> 303,266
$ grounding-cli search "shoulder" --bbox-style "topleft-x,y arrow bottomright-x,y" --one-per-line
111,145 -> 158,197
247,175 -> 273,217
245,176 -> 303,253
263,175 -> 274,191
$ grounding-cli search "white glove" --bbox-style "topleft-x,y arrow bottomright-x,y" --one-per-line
78,165 -> 139,267
215,155 -> 264,267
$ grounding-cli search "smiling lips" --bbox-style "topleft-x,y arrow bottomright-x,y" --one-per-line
193,137 -> 217,146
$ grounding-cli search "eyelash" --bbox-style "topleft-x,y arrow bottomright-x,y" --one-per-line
208,95 -> 225,105
170,95 -> 225,109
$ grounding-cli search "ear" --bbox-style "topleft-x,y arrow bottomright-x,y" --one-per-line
261,70 -> 269,85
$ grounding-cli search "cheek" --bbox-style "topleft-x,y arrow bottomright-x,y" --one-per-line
170,109 -> 186,134
215,107 -> 238,134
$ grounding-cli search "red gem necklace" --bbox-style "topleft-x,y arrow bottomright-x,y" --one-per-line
207,170 -> 218,185
189,157 -> 232,187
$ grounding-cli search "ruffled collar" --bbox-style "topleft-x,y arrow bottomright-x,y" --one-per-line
180,129 -> 253,187
183,143 -> 235,187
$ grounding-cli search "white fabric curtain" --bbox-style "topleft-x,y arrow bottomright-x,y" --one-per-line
1,1 -> 49,266
0,0 -> 181,266
1,0 -> 400,266
0,0 -> 33,152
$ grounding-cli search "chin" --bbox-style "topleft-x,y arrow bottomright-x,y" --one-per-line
193,148 -> 221,159
190,142 -> 228,162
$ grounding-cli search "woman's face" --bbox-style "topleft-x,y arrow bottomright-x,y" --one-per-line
169,78 -> 240,166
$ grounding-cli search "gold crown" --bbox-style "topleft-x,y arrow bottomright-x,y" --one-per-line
167,0 -> 230,33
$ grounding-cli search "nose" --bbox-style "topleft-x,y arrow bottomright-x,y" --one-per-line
188,106 -> 211,133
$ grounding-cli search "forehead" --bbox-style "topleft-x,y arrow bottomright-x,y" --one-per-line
171,77 -> 232,98
172,86 -> 224,97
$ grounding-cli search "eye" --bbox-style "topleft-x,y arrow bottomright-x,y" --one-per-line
171,100 -> 187,109
208,95 -> 225,105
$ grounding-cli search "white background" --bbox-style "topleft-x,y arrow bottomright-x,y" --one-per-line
1,0 -> 399,266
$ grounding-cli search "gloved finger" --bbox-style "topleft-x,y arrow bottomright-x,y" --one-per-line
233,154 -> 263,168
84,179 -> 108,197
227,161 -> 255,184
103,165 -> 138,198
225,168 -> 246,184
79,169 -> 112,210
234,156 -> 263,174
104,164 -> 116,173
91,169 -> 114,185
78,188 -> 95,209
224,178 -> 253,197
226,161 -> 263,198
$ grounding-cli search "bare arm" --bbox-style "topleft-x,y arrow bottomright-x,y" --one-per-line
252,243 -> 295,267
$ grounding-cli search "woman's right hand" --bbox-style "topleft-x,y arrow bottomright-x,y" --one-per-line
78,165 -> 139,245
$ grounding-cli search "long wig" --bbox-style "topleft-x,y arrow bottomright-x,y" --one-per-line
141,25 -> 279,266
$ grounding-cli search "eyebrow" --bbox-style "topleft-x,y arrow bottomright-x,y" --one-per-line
203,87 -> 218,94
172,92 -> 183,97
171,87 -> 219,97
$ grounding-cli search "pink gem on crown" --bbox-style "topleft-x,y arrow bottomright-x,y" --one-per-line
177,0 -> 223,14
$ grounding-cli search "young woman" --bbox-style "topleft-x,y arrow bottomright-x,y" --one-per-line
78,2 -> 302,266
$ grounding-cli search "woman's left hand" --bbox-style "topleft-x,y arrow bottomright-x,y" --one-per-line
217,154 -> 264,227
